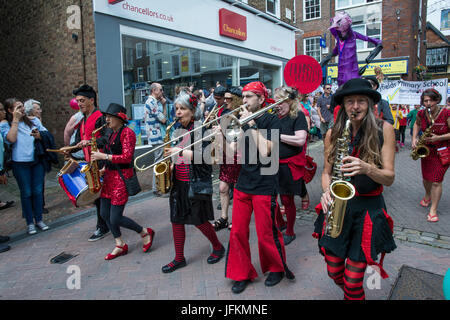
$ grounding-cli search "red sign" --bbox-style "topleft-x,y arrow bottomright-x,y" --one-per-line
108,0 -> 124,4
284,55 -> 323,94
219,8 -> 247,41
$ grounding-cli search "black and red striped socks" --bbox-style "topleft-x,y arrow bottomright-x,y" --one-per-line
343,259 -> 367,300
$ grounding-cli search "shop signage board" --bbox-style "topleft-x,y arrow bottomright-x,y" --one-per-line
219,8 -> 247,41
95,0 -> 295,60
327,58 -> 409,79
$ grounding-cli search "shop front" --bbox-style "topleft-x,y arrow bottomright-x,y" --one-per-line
93,0 -> 296,148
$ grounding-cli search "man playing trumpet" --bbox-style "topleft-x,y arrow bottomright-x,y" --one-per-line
223,81 -> 294,294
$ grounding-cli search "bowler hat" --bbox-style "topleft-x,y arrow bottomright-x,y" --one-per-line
333,78 -> 381,106
103,103 -> 128,123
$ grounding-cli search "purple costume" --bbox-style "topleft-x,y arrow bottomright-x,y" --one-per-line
331,28 -> 382,86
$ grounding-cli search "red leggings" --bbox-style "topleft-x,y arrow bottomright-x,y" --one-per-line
325,251 -> 367,300
172,222 -> 222,262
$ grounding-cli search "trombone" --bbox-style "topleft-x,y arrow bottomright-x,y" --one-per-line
134,103 -> 248,171
134,97 -> 288,171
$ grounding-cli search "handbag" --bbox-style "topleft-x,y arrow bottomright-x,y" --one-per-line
303,155 -> 317,184
437,146 -> 450,166
117,167 -> 142,196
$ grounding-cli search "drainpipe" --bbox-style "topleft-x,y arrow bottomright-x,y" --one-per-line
79,0 -> 87,84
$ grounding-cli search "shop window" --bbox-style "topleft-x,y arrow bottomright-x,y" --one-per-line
426,47 -> 449,67
304,37 -> 321,62
304,0 -> 321,21
121,35 -> 281,147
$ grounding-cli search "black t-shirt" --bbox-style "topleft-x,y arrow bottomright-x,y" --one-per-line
236,112 -> 281,195
279,112 -> 308,159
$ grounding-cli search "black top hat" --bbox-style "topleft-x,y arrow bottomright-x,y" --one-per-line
103,103 -> 128,123
363,76 -> 380,90
213,86 -> 227,97
333,78 -> 381,106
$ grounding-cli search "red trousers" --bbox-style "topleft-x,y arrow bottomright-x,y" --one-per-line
225,189 -> 288,281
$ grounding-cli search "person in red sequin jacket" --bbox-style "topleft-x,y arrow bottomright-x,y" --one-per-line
91,103 -> 155,260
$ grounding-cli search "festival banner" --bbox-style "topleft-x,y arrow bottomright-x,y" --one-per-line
378,78 -> 448,105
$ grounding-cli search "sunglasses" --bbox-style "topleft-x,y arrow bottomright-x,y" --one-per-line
224,97 -> 233,101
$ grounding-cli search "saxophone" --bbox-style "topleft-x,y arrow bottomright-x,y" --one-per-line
324,118 -> 356,238
154,118 -> 178,194
411,107 -> 432,160
81,124 -> 106,194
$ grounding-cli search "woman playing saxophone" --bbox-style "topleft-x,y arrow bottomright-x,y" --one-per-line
313,78 -> 397,300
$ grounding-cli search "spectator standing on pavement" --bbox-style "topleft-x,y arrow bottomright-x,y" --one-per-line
90,103 -> 155,260
24,99 -> 53,214
314,78 -> 397,300
398,105 -> 409,147
0,102 -> 14,211
0,98 -> 50,235
144,82 -> 167,196
317,84 -> 334,139
0,102 -> 11,253
407,105 -> 421,138
391,104 -> 403,150
309,96 -> 322,142
412,89 -> 450,223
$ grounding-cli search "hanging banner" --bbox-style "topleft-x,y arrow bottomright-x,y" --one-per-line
378,78 -> 448,105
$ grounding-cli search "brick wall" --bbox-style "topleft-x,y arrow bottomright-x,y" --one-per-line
382,0 -> 428,80
296,0 -> 332,59
0,0 -> 97,148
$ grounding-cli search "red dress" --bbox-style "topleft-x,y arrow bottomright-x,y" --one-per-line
418,108 -> 450,182
100,127 -> 136,205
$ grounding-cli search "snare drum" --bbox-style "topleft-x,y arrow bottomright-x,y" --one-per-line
58,160 -> 100,207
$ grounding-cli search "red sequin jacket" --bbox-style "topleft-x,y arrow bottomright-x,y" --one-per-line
100,126 -> 136,205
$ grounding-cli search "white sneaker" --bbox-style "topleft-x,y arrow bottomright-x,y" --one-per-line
36,221 -> 49,231
28,224 -> 37,235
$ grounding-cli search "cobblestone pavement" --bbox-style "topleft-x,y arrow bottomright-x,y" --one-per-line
0,134 -> 449,300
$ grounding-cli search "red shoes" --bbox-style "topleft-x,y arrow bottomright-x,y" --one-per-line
420,197 -> 431,207
104,244 -> 128,260
142,228 -> 155,253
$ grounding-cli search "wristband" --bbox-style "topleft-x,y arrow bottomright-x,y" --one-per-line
249,124 -> 258,130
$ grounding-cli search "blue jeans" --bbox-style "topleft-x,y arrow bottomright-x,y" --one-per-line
12,161 -> 45,225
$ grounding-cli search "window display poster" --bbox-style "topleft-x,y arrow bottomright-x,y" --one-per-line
132,104 -> 146,120
127,119 -> 142,146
